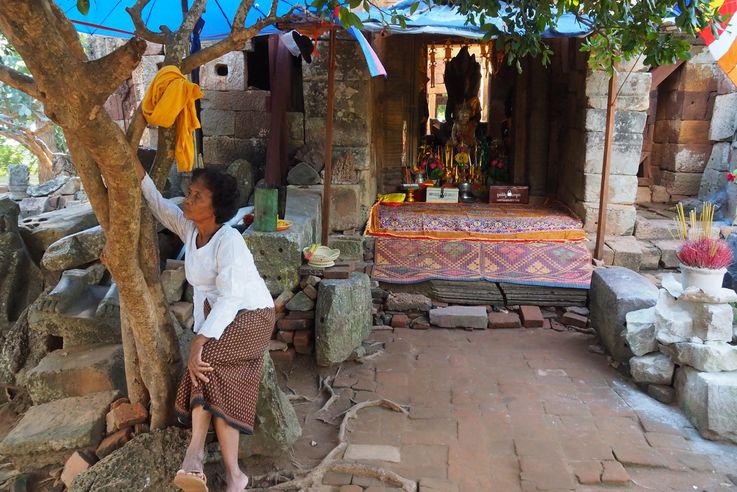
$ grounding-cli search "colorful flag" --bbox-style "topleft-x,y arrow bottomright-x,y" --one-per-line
699,0 -> 737,85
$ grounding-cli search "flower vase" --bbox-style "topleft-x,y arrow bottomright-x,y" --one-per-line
679,263 -> 727,293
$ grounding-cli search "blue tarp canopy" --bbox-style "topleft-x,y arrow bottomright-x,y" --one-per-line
357,0 -> 592,39
55,0 -> 302,39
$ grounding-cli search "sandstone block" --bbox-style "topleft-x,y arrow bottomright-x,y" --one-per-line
586,71 -> 651,111
19,205 -> 98,263
634,217 -> 678,240
575,202 -> 636,235
676,120 -> 710,144
285,291 -> 315,312
200,108 -> 235,136
661,341 -> 737,372
583,131 -> 644,175
647,384 -> 675,404
25,344 -> 125,405
240,352 -> 302,456
385,293 -> 432,312
287,162 -> 321,185
161,267 -> 186,303
662,171 -> 701,196
590,267 -> 659,362
234,110 -> 271,139
678,63 -> 718,92
659,143 -> 711,173
675,367 -> 737,444
520,305 -> 544,327
27,175 -> 71,197
638,241 -> 662,270
170,302 -> 194,330
200,51 -> 245,91
429,305 -> 488,329
630,353 -> 675,385
584,109 -> 647,134
606,235 -> 642,271
0,390 -> 119,470
42,225 -> 105,271
651,239 -> 681,268
328,235 -> 364,260
315,272 -> 371,366
344,444 -> 401,463
624,307 -> 657,356
582,174 -> 638,205
201,90 -> 269,112
202,136 -> 266,167
709,93 -> 737,141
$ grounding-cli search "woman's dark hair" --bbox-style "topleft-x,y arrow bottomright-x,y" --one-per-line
191,168 -> 240,224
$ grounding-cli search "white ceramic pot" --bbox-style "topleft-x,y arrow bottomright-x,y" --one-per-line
679,264 -> 727,293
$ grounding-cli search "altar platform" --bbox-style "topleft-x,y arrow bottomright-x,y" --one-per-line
365,200 -> 593,298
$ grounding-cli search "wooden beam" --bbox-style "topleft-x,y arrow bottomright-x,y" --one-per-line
321,28 -> 337,245
594,72 -> 617,261
650,60 -> 685,91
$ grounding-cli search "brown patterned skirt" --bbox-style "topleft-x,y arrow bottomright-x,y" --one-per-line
174,306 -> 275,434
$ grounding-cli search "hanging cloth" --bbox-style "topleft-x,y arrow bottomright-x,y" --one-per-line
142,65 -> 204,172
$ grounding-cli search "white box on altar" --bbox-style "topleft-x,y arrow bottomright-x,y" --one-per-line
426,187 -> 459,203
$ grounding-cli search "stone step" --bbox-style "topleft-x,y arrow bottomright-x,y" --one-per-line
429,305 -> 488,329
24,344 -> 125,405
605,236 -> 643,271
634,217 -> 679,240
0,390 -> 120,471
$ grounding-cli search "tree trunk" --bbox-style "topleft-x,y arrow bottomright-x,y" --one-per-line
0,0 -> 182,429
0,129 -> 54,181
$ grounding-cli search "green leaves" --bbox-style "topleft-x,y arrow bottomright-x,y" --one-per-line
77,0 -> 90,16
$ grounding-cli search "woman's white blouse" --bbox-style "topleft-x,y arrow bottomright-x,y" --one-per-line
141,174 -> 273,340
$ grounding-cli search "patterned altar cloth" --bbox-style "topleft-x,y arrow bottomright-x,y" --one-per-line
372,237 -> 593,289
366,201 -> 586,242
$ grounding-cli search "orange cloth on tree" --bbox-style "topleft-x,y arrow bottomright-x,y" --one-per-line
141,66 -> 204,172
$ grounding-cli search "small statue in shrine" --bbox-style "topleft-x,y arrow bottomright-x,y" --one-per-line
451,98 -> 480,146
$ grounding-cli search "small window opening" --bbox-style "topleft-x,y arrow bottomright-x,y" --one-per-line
215,64 -> 229,77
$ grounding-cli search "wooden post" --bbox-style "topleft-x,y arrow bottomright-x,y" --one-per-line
321,28 -> 337,245
594,72 -> 618,260
512,60 -> 528,185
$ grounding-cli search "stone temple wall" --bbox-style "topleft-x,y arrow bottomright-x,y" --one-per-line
301,34 -> 375,232
559,58 -> 652,236
649,45 -> 730,201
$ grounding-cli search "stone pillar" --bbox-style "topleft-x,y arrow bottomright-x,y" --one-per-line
8,164 -> 30,200
302,34 -> 374,233
570,67 -> 651,235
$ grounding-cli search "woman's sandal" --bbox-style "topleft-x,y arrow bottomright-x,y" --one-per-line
173,469 -> 208,492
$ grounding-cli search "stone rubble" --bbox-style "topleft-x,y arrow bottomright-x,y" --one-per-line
595,268 -> 737,445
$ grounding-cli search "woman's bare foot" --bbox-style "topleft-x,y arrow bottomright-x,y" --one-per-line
179,446 -> 205,474
225,470 -> 248,492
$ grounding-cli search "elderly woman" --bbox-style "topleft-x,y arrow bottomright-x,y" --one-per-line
135,160 -> 274,492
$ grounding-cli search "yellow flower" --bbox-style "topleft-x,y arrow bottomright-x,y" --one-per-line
455,152 -> 470,165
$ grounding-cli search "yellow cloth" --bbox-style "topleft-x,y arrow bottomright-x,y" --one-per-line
142,66 -> 204,172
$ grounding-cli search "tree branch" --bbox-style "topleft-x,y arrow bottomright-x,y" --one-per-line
86,37 -> 148,101
0,63 -> 40,100
126,106 -> 147,149
181,0 -> 208,33
126,0 -> 167,44
47,1 -> 87,61
233,0 -> 256,32
179,5 -> 300,74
